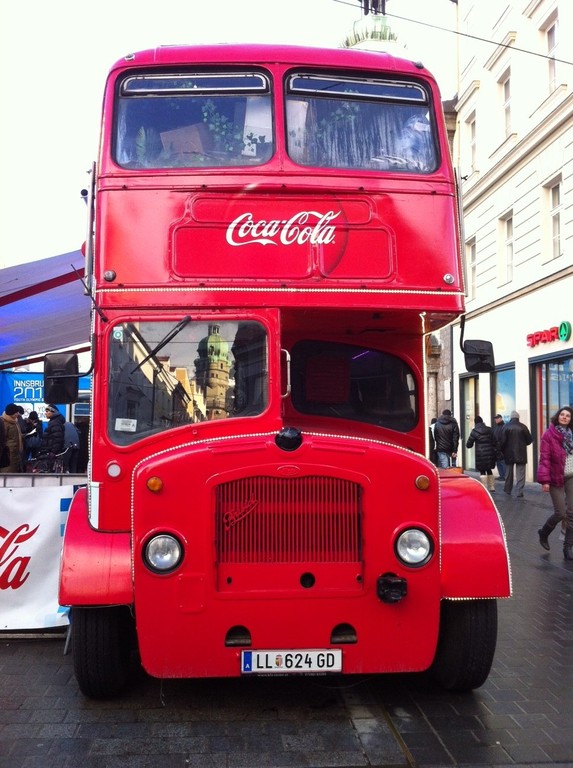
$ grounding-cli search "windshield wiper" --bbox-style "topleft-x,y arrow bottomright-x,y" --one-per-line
131,315 -> 192,373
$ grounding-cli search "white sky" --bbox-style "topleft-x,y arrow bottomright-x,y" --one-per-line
1,0 -> 458,269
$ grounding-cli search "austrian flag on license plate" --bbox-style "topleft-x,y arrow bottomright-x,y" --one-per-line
241,649 -> 342,674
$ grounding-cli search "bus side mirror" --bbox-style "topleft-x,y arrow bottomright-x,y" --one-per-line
44,353 -> 80,403
463,339 -> 495,373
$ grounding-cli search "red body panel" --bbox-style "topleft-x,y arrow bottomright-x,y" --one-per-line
131,435 -> 442,677
59,488 -> 133,606
439,472 -> 512,598
96,188 -> 462,308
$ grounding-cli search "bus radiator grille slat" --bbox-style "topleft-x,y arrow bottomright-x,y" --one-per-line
215,476 -> 361,564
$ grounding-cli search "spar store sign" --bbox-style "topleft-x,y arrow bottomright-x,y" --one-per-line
526,321 -> 572,348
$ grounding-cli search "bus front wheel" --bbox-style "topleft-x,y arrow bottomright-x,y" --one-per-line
429,598 -> 498,692
72,606 -> 137,698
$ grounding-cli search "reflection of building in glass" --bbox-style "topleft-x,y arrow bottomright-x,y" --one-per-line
110,324 -> 192,432
108,320 -> 266,444
195,324 -> 231,420
173,367 -> 206,423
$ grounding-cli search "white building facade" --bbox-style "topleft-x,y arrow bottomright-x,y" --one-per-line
451,0 -> 573,479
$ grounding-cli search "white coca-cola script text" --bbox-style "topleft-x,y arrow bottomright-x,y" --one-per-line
226,210 -> 339,247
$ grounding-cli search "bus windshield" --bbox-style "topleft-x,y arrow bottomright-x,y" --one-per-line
290,340 -> 417,432
115,71 -> 273,168
286,73 -> 438,172
108,319 -> 268,445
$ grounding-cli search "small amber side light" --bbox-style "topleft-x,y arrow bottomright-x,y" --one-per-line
147,476 -> 163,493
415,475 -> 431,490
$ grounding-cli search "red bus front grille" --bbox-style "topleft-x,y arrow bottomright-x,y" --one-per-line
215,476 -> 361,564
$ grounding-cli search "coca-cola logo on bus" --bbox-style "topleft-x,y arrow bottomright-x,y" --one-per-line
0,523 -> 39,589
226,210 -> 340,247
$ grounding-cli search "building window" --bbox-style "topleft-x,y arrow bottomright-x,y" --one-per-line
546,19 -> 558,92
493,368 -> 516,421
541,179 -> 562,263
460,375 -> 479,470
468,114 -> 477,173
537,358 -> 573,434
498,213 -> 513,285
466,238 -> 476,300
550,181 -> 562,260
500,73 -> 511,138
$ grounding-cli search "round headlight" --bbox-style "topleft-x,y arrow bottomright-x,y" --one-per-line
144,534 -> 183,573
396,528 -> 433,567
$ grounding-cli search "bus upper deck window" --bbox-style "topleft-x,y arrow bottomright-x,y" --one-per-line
115,72 -> 273,169
285,73 -> 438,173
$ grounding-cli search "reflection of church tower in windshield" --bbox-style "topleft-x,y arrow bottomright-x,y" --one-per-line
195,324 -> 230,420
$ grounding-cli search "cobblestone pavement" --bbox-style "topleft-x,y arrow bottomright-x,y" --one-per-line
0,478 -> 572,768
370,477 -> 573,767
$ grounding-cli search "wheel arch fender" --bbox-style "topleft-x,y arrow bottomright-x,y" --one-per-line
59,487 -> 133,606
439,474 -> 512,599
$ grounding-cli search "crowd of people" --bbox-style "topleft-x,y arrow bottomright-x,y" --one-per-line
0,403 -> 81,474
429,408 -> 533,494
429,405 -> 573,561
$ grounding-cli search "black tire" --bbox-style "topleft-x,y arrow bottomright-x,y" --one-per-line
72,606 -> 136,698
429,598 -> 497,692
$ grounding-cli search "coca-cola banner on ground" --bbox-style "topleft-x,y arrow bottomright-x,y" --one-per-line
0,486 -> 78,629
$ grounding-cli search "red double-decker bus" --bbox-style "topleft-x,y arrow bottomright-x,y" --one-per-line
46,43 -> 511,698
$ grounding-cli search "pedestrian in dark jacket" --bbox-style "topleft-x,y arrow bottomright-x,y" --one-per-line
500,410 -> 533,498
23,411 -> 44,463
63,420 -> 81,473
433,409 -> 460,468
15,406 -> 28,470
492,414 -> 507,481
536,406 -> 573,560
40,404 -> 66,456
466,416 -> 498,492
0,412 -> 10,470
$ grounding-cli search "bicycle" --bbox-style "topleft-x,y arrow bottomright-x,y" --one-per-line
27,446 -> 72,473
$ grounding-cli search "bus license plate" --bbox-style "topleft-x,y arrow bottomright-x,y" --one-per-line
241,649 -> 342,674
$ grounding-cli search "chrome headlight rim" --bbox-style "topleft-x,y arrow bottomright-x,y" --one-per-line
143,532 -> 184,574
394,527 -> 434,568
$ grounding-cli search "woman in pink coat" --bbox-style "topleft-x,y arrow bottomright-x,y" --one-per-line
537,406 -> 573,559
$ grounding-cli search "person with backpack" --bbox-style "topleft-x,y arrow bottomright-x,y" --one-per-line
23,410 -> 44,463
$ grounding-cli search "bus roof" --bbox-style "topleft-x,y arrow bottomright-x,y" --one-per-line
109,43 -> 437,85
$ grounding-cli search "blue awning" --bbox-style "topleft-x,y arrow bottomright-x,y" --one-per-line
0,251 -> 91,368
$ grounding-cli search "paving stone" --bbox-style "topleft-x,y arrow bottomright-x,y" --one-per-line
0,480 -> 571,767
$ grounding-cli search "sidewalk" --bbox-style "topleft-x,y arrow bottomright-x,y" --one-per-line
382,470 -> 573,767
